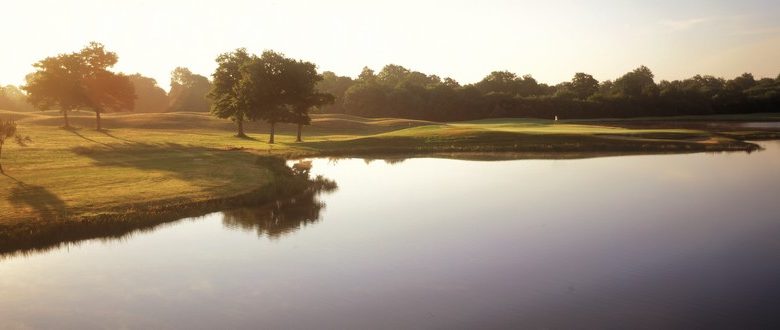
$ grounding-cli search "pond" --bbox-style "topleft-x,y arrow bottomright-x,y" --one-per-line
2,142 -> 780,328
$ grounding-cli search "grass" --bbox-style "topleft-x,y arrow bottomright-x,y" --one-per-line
0,108 -> 776,251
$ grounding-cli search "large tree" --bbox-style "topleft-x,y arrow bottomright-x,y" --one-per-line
74,42 -> 135,130
83,70 -> 135,130
570,72 -> 599,100
280,58 -> 334,142
23,53 -> 84,128
290,93 -> 334,142
240,51 -> 294,144
475,71 -> 520,95
614,65 -> 658,98
208,48 -> 255,137
23,42 -> 135,130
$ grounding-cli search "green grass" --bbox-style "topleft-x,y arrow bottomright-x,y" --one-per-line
0,108 -> 775,243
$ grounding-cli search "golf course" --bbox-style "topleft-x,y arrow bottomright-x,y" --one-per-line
1,108 -> 779,248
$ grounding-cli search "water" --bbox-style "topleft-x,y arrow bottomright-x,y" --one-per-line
741,122 -> 780,129
2,142 -> 780,329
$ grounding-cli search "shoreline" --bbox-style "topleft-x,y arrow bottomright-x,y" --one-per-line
0,138 -> 767,256
0,170 -> 334,258
0,110 -> 777,256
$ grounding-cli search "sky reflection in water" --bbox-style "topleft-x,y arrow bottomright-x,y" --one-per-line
1,142 -> 779,328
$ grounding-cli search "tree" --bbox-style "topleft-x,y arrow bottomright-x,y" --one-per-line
357,66 -> 376,82
23,42 -> 135,130
291,93 -> 334,142
443,77 -> 461,88
516,74 -> 541,97
208,48 -> 255,137
727,73 -> 756,92
0,86 -> 34,112
614,65 -> 658,98
343,82 -> 387,117
168,67 -> 212,112
281,58 -> 334,142
83,70 -> 135,130
570,73 -> 599,99
0,119 -> 17,173
128,74 -> 168,112
377,64 -> 411,87
77,42 -> 135,130
239,50 -> 292,144
23,52 -> 84,128
475,71 -> 519,95
316,71 -> 354,113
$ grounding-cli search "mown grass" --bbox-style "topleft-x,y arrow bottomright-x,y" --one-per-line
0,108 -> 775,245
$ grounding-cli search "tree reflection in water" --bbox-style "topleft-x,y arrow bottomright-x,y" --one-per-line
222,164 -> 338,239
0,160 -> 336,258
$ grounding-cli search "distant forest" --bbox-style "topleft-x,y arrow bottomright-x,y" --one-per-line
2,63 -> 779,121
316,65 -> 780,120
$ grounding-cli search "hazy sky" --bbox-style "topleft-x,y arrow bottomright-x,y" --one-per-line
1,0 -> 779,89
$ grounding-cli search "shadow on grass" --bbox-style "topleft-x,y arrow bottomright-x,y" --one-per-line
236,134 -> 260,141
7,181 -> 67,220
66,127 -> 112,147
69,142 -> 258,178
0,175 -> 337,261
0,143 -> 330,258
98,129 -> 138,143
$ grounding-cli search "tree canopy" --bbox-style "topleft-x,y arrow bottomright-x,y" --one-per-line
15,43 -> 780,127
128,74 -> 168,113
208,49 -> 333,142
23,42 -> 135,129
316,64 -> 780,121
0,85 -> 34,112
209,48 -> 255,137
168,67 -> 212,112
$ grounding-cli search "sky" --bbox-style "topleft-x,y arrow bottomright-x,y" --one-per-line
1,0 -> 779,90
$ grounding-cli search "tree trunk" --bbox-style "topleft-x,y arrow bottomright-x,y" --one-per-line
296,123 -> 302,142
237,116 -> 245,137
269,122 -> 275,144
63,110 -> 70,128
95,111 -> 102,130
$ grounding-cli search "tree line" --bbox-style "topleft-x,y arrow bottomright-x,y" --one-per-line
14,43 -> 332,143
316,65 -> 780,121
5,42 -> 779,136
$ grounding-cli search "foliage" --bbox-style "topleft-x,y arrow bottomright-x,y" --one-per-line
209,49 -> 255,136
316,64 -> 780,120
128,74 -> 168,112
208,49 -> 334,142
22,42 -> 135,129
0,86 -> 34,112
168,67 -> 212,112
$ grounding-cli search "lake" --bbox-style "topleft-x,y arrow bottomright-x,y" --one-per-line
2,142 -> 780,329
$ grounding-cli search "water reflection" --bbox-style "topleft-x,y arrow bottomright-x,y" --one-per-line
0,163 -> 337,259
1,142 -> 779,328
222,177 -> 338,239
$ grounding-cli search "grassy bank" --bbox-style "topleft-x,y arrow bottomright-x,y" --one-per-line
0,109 -> 777,250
